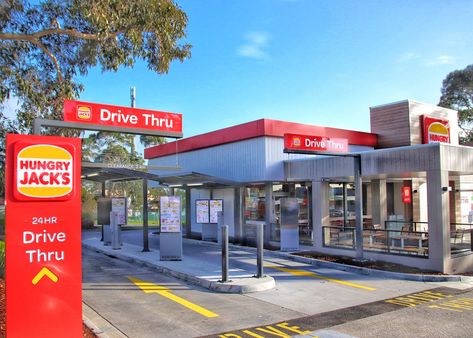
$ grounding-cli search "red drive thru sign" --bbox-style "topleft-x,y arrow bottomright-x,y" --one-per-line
402,186 -> 412,204
64,99 -> 183,137
284,133 -> 349,154
6,134 -> 82,338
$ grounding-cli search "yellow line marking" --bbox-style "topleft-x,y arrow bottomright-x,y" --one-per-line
32,267 -> 58,285
266,265 -> 376,291
127,276 -> 219,318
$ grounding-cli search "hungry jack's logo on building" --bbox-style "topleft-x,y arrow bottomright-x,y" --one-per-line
422,116 -> 450,144
76,105 -> 92,120
292,136 -> 301,147
14,143 -> 74,201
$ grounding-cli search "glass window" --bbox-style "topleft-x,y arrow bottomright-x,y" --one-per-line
329,183 -> 344,226
329,182 -> 370,227
244,185 -> 265,222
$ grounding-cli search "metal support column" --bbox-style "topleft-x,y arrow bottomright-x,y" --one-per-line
100,180 -> 107,241
185,186 -> 191,238
354,156 -> 364,260
221,225 -> 229,282
256,223 -> 264,278
142,178 -> 150,252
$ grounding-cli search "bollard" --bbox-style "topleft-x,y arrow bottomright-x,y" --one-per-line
110,211 -> 121,250
256,223 -> 264,278
221,225 -> 229,283
471,229 -> 473,252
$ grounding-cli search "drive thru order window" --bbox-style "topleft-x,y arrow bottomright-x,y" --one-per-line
271,183 -> 312,244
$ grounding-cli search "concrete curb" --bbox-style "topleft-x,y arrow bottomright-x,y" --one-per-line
82,242 -> 276,294
83,302 -> 127,338
183,238 -> 473,283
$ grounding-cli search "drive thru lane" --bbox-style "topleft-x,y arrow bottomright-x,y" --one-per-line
205,287 -> 472,338
82,248 -> 303,338
82,241 -> 459,338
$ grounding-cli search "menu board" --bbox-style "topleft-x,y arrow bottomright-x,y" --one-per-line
196,199 -> 224,223
209,199 -> 224,223
111,197 -> 127,225
196,199 -> 210,223
160,196 -> 181,232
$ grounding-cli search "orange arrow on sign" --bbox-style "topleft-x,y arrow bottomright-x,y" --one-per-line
32,267 -> 58,285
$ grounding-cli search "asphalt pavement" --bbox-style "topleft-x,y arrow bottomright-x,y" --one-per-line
81,229 -> 473,338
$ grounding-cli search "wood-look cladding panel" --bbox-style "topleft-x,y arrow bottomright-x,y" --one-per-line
370,101 -> 411,149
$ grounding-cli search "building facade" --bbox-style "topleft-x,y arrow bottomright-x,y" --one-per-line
146,100 -> 473,274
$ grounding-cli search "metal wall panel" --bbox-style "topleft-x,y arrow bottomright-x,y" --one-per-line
284,143 -> 473,181
149,137 -> 268,182
440,144 -> 473,173
150,136 -> 374,182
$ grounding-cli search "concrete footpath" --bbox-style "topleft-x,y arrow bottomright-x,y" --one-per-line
82,229 -> 473,288
82,231 -> 276,294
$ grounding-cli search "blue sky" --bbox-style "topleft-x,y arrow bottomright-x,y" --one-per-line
15,0 -> 473,139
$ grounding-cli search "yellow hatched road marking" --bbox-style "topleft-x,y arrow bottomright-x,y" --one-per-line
127,276 -> 219,318
266,265 -> 376,291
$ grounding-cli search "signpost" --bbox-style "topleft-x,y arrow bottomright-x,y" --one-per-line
422,115 -> 450,144
5,134 -> 82,338
284,133 -> 348,155
209,199 -> 224,224
63,99 -> 183,137
159,196 -> 183,260
112,197 -> 128,225
196,199 -> 210,223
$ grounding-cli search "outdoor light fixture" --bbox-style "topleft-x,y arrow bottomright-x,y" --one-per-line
442,186 -> 452,192
167,184 -> 182,188
187,183 -> 204,187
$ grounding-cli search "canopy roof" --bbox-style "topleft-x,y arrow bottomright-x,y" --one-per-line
156,172 -> 239,188
81,164 -> 237,188
81,165 -> 161,183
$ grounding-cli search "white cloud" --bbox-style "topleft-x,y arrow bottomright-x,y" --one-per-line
425,55 -> 454,66
237,32 -> 270,60
397,52 -> 420,63
396,52 -> 454,67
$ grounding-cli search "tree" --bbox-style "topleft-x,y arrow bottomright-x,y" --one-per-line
0,110 -> 18,198
0,0 -> 191,197
438,64 -> 473,143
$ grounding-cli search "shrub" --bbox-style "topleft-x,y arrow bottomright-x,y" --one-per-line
0,240 -> 5,279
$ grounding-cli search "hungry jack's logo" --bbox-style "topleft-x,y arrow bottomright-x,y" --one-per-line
293,136 -> 301,147
423,116 -> 450,144
427,122 -> 450,143
14,144 -> 74,200
76,105 -> 92,120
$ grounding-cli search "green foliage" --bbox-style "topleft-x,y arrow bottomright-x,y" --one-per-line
438,64 -> 473,143
0,0 -> 191,198
0,205 -> 4,236
0,240 -> 4,278
81,185 -> 97,228
0,111 -> 18,197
